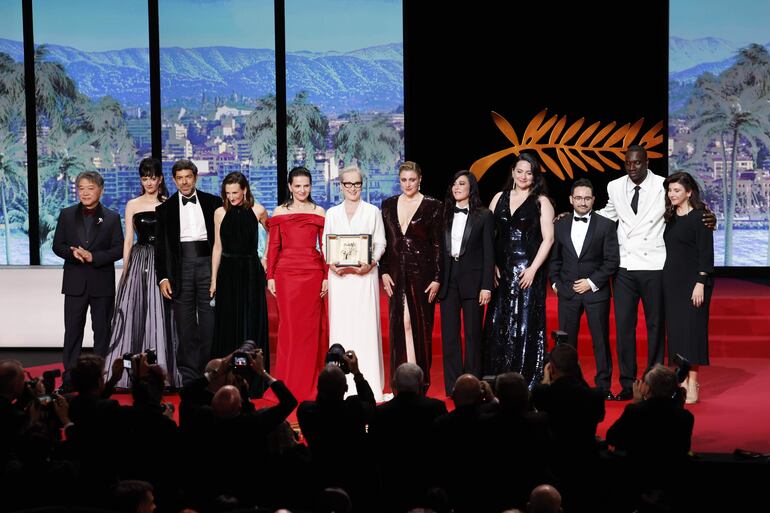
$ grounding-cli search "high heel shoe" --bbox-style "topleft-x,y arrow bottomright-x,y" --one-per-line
686,380 -> 699,404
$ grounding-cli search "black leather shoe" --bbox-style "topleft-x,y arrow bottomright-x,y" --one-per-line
603,390 -> 616,401
615,388 -> 633,401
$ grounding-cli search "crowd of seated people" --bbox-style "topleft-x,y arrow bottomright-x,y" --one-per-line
0,344 -> 697,513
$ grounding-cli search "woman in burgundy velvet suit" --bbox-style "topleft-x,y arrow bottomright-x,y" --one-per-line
380,161 -> 443,392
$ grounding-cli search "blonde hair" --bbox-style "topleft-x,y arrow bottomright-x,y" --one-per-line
398,161 -> 422,176
339,165 -> 363,182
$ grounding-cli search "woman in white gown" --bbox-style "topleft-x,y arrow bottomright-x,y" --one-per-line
323,166 -> 387,400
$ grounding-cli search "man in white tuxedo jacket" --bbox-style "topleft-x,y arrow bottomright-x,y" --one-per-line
594,145 -> 665,400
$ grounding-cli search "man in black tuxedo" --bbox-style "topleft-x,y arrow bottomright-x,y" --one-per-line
438,170 -> 495,396
53,171 -> 123,387
549,178 -> 619,398
155,159 -> 222,385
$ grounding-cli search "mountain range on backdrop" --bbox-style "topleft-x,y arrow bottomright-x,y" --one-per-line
669,37 -> 770,114
0,38 -> 403,114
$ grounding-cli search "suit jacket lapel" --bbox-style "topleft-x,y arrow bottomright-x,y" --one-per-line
459,212 -> 474,257
560,219 -> 578,259
579,215 -> 597,259
75,203 -> 87,247
167,192 -> 181,243
86,203 -> 105,250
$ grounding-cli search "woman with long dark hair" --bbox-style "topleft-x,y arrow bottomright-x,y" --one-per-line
209,172 -> 269,365
265,166 -> 327,402
105,158 -> 181,388
380,161 -> 443,393
437,170 -> 494,395
662,171 -> 713,403
483,152 -> 554,388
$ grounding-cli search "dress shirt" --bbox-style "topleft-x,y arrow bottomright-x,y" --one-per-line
450,204 -> 469,257
625,173 -> 654,214
179,192 -> 208,242
571,210 -> 597,293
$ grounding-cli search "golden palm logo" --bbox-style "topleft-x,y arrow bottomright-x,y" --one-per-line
470,109 -> 665,181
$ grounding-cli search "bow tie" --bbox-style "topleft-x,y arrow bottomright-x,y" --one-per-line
453,206 -> 469,215
574,216 -> 588,223
83,208 -> 97,217
182,195 -> 197,206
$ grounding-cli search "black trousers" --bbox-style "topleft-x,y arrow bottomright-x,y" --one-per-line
614,268 -> 665,390
557,295 -> 612,390
63,293 -> 113,382
439,263 -> 483,395
173,254 -> 215,385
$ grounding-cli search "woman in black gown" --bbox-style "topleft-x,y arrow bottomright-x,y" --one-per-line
483,153 -> 554,388
663,172 -> 713,404
210,172 -> 269,363
105,158 -> 181,388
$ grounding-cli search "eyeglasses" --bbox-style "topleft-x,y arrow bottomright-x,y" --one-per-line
571,196 -> 594,202
341,181 -> 363,189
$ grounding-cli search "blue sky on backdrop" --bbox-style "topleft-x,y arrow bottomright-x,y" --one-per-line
0,0 -> 401,52
670,0 -> 770,43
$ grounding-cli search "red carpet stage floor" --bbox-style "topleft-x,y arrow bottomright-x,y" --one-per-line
22,278 -> 770,454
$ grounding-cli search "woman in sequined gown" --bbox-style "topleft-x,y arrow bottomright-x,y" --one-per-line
210,172 -> 269,361
380,161 -> 443,392
105,158 -> 182,388
483,153 -> 554,388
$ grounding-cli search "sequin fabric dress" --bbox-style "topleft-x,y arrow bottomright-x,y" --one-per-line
483,191 -> 546,388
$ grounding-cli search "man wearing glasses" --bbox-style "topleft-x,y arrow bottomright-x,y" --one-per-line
549,178 -> 619,399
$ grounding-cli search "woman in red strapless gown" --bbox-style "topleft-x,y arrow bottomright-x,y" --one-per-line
265,167 -> 328,402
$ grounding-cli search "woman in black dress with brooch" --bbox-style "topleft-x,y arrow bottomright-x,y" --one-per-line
105,158 -> 182,388
483,153 -> 554,388
663,172 -> 713,404
209,172 -> 269,366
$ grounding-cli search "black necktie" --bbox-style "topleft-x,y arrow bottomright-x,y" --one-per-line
630,185 -> 640,215
453,206 -> 469,215
182,195 -> 197,206
573,216 -> 588,223
82,208 -> 96,217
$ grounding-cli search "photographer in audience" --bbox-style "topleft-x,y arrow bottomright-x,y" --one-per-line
182,346 -> 296,509
432,374 -> 496,512
606,364 -> 694,510
298,350 -> 375,507
531,343 -> 605,512
370,363 -> 447,512
179,340 -> 263,427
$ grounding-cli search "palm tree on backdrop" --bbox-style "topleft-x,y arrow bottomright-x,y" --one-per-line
86,96 -> 137,167
684,43 -> 770,265
0,53 -> 27,264
333,113 -> 401,203
244,92 -> 328,199
244,94 -> 278,166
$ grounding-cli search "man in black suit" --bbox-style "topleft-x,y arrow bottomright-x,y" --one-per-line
549,178 -> 619,398
53,171 -> 123,387
438,170 -> 494,396
155,159 -> 222,385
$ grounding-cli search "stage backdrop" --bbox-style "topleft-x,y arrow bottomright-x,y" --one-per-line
404,1 -> 669,234
669,0 -> 770,266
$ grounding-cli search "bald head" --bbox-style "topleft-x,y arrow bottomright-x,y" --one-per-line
527,485 -> 562,513
317,364 -> 347,400
393,363 -> 423,395
452,374 -> 481,407
212,385 -> 241,418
